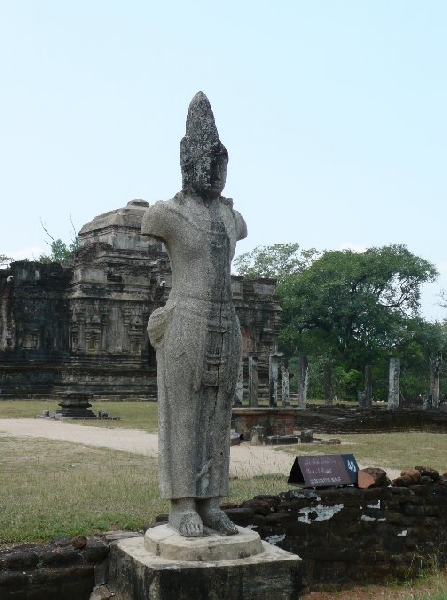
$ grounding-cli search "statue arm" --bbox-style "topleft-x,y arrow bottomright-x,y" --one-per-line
141,201 -> 170,242
234,210 -> 248,241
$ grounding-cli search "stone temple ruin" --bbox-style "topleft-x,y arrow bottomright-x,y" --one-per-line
0,200 -> 281,399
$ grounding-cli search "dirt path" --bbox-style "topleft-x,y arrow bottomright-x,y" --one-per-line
0,418 -> 401,480
0,418 -> 296,479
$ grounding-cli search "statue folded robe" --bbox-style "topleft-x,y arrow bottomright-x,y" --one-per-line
143,192 -> 246,500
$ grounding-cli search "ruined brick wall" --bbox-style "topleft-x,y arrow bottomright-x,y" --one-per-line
227,483 -> 447,590
232,408 -> 298,439
231,406 -> 447,441
291,405 -> 447,434
3,482 -> 447,596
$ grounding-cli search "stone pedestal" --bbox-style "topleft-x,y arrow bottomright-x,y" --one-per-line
108,525 -> 302,600
57,393 -> 96,418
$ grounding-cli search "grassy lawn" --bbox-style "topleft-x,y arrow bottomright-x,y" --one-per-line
2,401 -> 447,596
0,432 -> 289,545
0,436 -> 166,544
0,399 -> 159,432
280,432 -> 447,474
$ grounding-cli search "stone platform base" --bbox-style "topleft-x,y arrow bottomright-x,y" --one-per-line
144,524 -> 264,561
108,526 -> 302,600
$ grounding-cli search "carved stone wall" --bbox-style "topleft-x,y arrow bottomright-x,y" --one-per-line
0,200 -> 281,399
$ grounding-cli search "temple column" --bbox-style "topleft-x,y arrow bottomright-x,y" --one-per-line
248,354 -> 258,407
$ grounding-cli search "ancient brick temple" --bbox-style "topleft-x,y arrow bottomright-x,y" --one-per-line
0,200 -> 281,399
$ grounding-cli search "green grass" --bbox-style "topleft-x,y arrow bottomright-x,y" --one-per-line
0,400 -> 56,419
280,432 -> 447,474
0,435 -> 168,544
0,400 -> 159,432
0,432 -> 291,544
2,403 -> 447,597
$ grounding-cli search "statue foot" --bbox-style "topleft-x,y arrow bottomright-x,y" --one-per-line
169,499 -> 203,537
199,504 -> 238,536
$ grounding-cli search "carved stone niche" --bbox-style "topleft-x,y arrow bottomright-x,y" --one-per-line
22,333 -> 38,350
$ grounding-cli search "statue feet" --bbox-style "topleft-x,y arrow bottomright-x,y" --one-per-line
169,497 -> 238,537
169,498 -> 203,537
198,498 -> 238,536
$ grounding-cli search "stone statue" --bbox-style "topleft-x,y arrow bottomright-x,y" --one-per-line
141,92 -> 247,537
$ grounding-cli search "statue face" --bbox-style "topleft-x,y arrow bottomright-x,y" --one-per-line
203,156 -> 227,199
181,141 -> 228,199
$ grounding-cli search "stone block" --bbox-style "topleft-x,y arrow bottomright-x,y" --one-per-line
144,525 -> 263,561
108,531 -> 302,600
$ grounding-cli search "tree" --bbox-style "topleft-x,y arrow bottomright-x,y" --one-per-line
0,254 -> 11,268
390,317 -> 447,403
39,238 -> 79,263
38,217 -> 79,263
233,243 -> 317,282
278,245 -> 438,365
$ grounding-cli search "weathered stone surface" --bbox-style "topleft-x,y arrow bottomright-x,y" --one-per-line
415,465 -> 440,481
141,92 -> 247,537
0,537 -> 109,600
400,469 -> 422,484
392,476 -> 415,487
144,524 -> 263,561
387,357 -> 400,410
4,473 -> 447,595
357,467 -> 390,489
0,207 -> 280,400
108,534 -> 302,600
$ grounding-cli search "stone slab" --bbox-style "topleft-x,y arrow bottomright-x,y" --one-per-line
144,524 -> 263,561
108,533 -> 303,600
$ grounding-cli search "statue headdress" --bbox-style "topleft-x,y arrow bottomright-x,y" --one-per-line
180,92 -> 228,191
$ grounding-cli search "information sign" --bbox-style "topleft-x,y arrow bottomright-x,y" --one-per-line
287,454 -> 358,488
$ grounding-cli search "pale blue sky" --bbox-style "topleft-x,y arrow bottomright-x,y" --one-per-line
1,1 -> 446,319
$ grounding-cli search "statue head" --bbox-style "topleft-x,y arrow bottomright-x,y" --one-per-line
180,92 -> 228,199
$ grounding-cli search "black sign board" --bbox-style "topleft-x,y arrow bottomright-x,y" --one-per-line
288,454 -> 358,488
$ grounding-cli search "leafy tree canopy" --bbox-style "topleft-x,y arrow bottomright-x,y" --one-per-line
0,254 -> 12,268
277,244 -> 438,368
233,243 -> 317,283
38,217 -> 79,264
38,238 -> 79,263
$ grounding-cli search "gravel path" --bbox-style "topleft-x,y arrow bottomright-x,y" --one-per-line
0,418 -> 401,480
0,418 -> 295,479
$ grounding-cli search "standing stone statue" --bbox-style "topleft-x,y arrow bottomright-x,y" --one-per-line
141,92 -> 247,537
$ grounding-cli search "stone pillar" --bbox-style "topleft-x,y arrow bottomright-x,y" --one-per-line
281,365 -> 290,407
233,360 -> 243,407
269,352 -> 282,408
430,357 -> 441,410
324,362 -> 332,406
365,364 -> 372,407
387,358 -> 400,411
296,354 -> 308,409
358,391 -> 366,408
423,394 -> 432,411
248,354 -> 258,407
